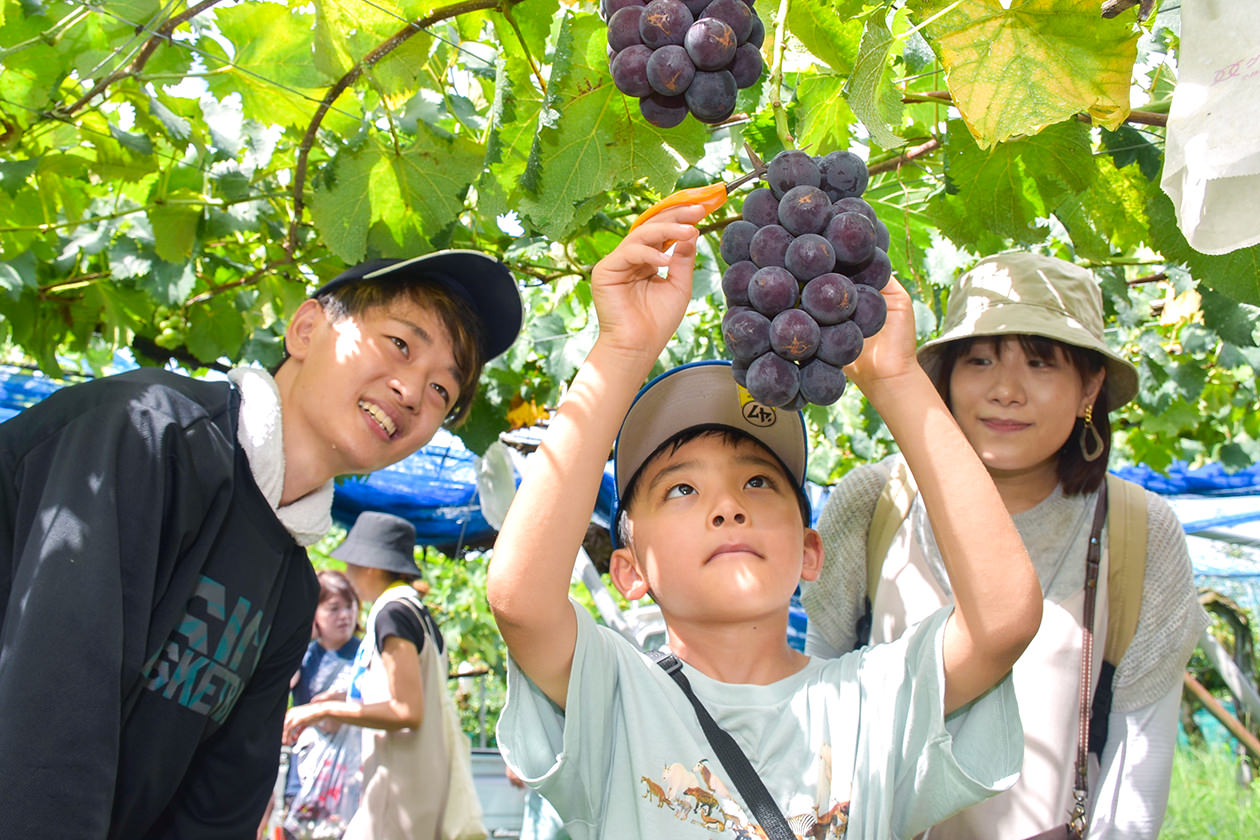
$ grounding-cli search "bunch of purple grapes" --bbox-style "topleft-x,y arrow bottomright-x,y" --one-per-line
720,149 -> 892,408
602,0 -> 765,128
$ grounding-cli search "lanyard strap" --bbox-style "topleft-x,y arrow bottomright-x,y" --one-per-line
1071,486 -> 1109,838
649,652 -> 797,840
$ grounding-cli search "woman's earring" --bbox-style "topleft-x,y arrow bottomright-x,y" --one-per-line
1079,404 -> 1105,462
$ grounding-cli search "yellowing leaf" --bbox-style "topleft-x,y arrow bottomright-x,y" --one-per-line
909,0 -> 1138,148
507,398 -> 549,429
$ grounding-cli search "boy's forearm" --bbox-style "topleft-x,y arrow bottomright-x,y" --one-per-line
865,370 -> 1041,660
487,341 -> 655,631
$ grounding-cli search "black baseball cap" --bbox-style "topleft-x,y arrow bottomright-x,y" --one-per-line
312,250 -> 523,361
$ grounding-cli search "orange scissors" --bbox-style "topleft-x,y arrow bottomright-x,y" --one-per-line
629,145 -> 768,232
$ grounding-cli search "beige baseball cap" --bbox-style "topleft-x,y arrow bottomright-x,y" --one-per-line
610,361 -> 808,548
917,253 -> 1138,411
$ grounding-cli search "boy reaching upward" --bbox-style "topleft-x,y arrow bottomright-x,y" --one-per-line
486,206 -> 1042,838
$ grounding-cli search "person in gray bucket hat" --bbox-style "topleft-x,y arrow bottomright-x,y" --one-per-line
803,252 -> 1207,839
284,510 -> 475,839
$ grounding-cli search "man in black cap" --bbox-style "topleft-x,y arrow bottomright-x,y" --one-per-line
0,252 -> 522,839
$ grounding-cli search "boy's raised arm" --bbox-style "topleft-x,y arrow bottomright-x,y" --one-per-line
845,279 -> 1043,714
486,205 -> 706,709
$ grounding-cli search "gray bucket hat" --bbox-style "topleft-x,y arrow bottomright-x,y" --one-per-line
332,511 -> 420,577
917,253 -> 1138,411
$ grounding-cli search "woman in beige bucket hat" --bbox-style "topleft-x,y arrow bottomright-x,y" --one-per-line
803,253 -> 1207,839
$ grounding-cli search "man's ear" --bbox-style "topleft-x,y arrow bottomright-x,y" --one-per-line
799,528 -> 824,583
609,547 -> 651,601
284,299 -> 325,362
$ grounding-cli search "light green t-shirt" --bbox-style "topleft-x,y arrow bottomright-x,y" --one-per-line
498,602 -> 1022,840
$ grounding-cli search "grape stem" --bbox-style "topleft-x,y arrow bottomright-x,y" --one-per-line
769,0 -> 795,148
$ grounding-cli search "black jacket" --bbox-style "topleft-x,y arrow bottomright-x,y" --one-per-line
0,368 -> 318,838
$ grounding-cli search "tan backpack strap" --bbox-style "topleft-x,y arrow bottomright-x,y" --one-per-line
1103,474 -> 1149,665
867,457 -> 918,604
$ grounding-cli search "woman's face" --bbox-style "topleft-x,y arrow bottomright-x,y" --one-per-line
314,594 -> 357,650
948,336 -> 1103,483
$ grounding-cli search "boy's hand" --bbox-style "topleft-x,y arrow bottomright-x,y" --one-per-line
842,276 -> 922,395
590,204 -> 707,364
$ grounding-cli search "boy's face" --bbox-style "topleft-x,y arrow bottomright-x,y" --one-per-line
282,295 -> 463,478
610,434 -> 822,624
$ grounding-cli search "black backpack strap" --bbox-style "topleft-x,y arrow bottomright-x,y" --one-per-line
649,651 -> 796,840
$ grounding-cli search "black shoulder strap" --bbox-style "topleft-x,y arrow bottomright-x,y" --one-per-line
649,652 -> 796,840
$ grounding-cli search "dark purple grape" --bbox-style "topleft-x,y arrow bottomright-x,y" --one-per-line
785,392 -> 809,411
700,0 -> 753,42
731,356 -> 750,387
777,185 -> 831,236
646,45 -> 695,96
770,308 -> 821,361
745,352 -> 800,407
831,196 -> 876,226
747,265 -> 798,316
684,69 -> 737,123
799,359 -> 847,405
874,218 -> 890,252
800,272 -> 857,324
639,92 -> 688,128
681,0 -> 709,14
825,211 -> 876,268
851,284 -> 887,337
766,150 -> 820,198
850,247 -> 891,290
818,149 -> 869,200
747,223 -> 792,268
608,6 -> 645,51
784,233 -> 835,282
741,188 -> 778,227
816,320 -> 863,367
610,45 -> 653,97
746,13 -> 765,48
640,0 -> 693,48
603,0 -> 646,19
722,260 -> 757,306
730,43 -> 763,89
684,18 -> 737,71
722,306 -> 771,361
719,220 -> 758,265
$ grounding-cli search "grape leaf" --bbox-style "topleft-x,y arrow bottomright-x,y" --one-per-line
908,0 -> 1138,148
516,13 -> 705,239
1146,189 -> 1260,311
147,189 -> 202,263
842,13 -> 904,149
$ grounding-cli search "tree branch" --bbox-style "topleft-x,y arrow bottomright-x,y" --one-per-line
286,0 -> 516,257
867,138 -> 941,175
902,91 -> 1168,128
59,0 -> 226,117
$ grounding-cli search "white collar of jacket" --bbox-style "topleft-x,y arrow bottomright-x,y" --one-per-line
228,366 -> 333,547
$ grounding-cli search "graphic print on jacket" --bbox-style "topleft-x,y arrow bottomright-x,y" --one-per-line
143,574 -> 272,724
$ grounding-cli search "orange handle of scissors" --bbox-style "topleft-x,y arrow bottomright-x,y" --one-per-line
629,183 -> 729,231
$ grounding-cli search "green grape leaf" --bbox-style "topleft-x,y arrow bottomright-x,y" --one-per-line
908,0 -> 1138,148
1146,190 -> 1260,310
516,13 -> 705,239
186,297 -> 250,363
147,189 -> 202,263
785,0 -> 866,72
309,147 -> 378,264
842,14 -> 904,149
794,74 -> 855,154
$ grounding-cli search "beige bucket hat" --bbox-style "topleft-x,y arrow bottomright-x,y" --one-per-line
917,253 -> 1138,411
